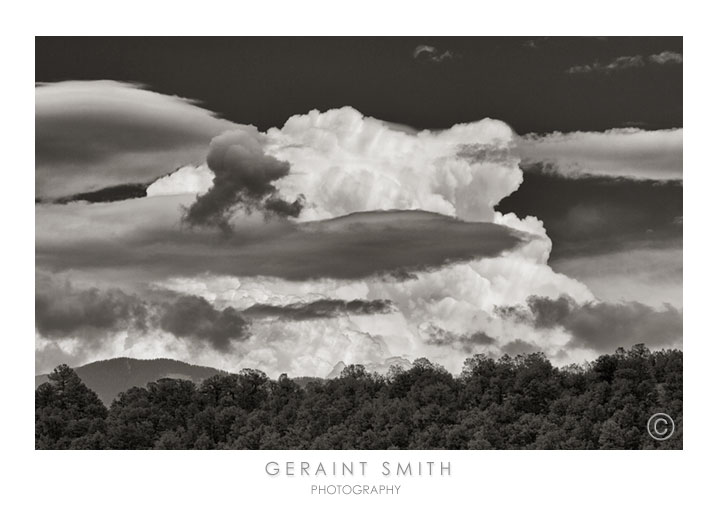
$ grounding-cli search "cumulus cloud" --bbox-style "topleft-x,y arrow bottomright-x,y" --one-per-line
36,81 -> 235,199
567,51 -> 682,74
130,107 -> 523,224
412,44 -> 457,63
266,107 -> 522,222
517,128 -> 682,180
184,130 -> 303,230
499,295 -> 682,353
242,298 -> 395,321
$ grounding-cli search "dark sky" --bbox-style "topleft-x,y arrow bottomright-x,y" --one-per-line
35,36 -> 682,134
496,167 -> 683,260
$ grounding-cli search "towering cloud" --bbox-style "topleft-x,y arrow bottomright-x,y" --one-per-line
265,107 -> 522,222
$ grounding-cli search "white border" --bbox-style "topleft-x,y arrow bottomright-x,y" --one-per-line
4,2 -> 716,505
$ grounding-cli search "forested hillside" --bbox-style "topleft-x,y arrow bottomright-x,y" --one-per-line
35,344 -> 682,450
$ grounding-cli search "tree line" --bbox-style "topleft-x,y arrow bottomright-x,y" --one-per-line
35,344 -> 682,449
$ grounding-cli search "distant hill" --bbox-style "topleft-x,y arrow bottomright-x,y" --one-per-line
35,357 -> 228,405
326,361 -> 348,379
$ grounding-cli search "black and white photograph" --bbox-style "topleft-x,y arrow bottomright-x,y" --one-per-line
33,36 -> 684,451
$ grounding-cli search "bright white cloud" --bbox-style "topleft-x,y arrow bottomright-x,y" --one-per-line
264,107 -> 522,222
146,165 -> 214,197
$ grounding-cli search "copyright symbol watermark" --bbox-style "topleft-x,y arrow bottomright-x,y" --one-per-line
647,413 -> 675,441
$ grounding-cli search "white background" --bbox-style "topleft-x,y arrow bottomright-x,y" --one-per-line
3,2 -> 716,505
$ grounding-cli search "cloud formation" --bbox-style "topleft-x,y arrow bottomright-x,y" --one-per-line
35,94 -> 682,377
36,201 -> 527,281
35,273 -> 147,338
159,295 -> 250,351
49,183 -> 151,204
518,128 -> 682,180
137,107 -> 523,224
499,295 -> 682,353
424,325 -> 496,354
242,298 -> 395,321
36,81 -> 235,199
567,51 -> 682,74
184,130 -> 303,230
266,107 -> 522,222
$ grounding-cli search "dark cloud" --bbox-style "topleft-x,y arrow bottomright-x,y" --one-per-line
36,81 -> 235,199
412,45 -> 457,63
263,194 -> 305,218
242,299 -> 395,321
425,326 -> 496,354
50,183 -> 150,204
37,206 -> 527,281
567,51 -> 682,74
159,295 -> 250,351
36,273 -> 251,352
183,130 -> 302,230
35,274 -> 147,338
496,166 -> 683,259
498,295 -> 682,353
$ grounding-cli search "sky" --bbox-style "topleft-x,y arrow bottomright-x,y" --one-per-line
35,37 -> 682,376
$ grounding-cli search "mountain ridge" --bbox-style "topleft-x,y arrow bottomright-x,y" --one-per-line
35,357 -> 228,406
